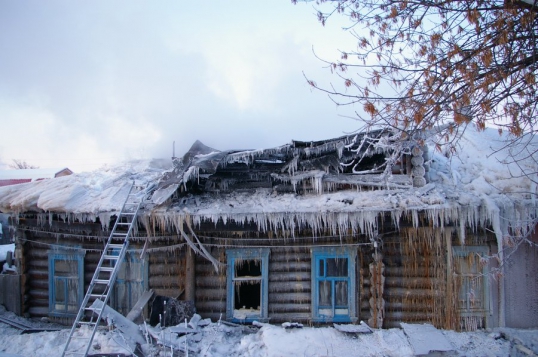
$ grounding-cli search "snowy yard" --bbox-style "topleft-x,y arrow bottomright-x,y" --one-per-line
1,305 -> 532,357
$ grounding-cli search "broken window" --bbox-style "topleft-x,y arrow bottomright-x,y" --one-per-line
312,247 -> 357,322
453,246 -> 490,330
48,248 -> 85,317
226,248 -> 269,322
111,251 -> 148,316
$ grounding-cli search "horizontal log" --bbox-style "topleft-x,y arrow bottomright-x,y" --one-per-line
151,288 -> 183,299
27,269 -> 48,279
270,252 -> 310,263
195,260 -> 224,271
195,289 -> 226,301
26,250 -> 50,260
26,260 -> 48,271
196,300 -> 226,312
269,261 -> 310,272
149,264 -> 184,275
195,275 -> 227,288
148,276 -> 183,287
268,293 -> 310,304
384,311 -> 440,321
385,301 -> 442,311
384,288 -> 444,298
269,272 -> 310,283
28,306 -> 49,318
28,279 -> 48,290
148,271 -> 186,283
384,256 -> 443,266
26,298 -> 48,310
385,277 -> 440,288
269,303 -> 311,314
149,254 -> 185,264
384,267 -> 442,276
28,290 -> 48,299
269,281 -> 311,293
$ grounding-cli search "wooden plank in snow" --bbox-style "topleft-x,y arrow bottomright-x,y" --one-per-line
400,323 -> 454,356
125,289 -> 154,323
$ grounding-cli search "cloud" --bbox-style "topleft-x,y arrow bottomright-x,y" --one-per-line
0,1 -> 364,172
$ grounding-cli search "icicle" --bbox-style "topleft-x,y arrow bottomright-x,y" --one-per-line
187,223 -> 221,273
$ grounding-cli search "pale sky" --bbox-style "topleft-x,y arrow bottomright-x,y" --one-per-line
0,1 -> 363,172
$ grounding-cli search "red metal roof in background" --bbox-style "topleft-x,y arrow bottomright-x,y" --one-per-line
0,179 -> 32,187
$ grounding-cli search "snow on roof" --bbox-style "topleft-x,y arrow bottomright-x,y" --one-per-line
0,159 -> 169,219
0,127 -> 535,240
0,167 -> 72,181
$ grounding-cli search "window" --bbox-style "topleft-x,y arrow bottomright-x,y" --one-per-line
111,251 -> 148,316
311,247 -> 357,322
453,246 -> 490,329
226,248 -> 269,322
48,248 -> 85,317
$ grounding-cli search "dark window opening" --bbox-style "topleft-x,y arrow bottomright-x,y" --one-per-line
235,259 -> 261,277
234,259 -> 261,311
234,281 -> 261,310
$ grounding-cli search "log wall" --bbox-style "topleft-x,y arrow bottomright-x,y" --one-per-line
18,225 -> 187,324
16,219 -> 498,330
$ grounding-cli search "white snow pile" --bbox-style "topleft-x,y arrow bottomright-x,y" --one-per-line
0,307 -> 519,357
0,127 -> 536,239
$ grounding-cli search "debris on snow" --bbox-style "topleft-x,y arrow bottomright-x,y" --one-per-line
334,321 -> 373,334
90,299 -> 146,346
400,322 -> 454,355
281,322 -> 303,329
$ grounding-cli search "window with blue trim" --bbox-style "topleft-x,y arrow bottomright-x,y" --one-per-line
111,251 -> 148,316
226,248 -> 269,322
48,248 -> 85,317
311,247 -> 357,322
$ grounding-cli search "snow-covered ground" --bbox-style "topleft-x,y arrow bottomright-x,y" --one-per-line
1,305 -> 535,357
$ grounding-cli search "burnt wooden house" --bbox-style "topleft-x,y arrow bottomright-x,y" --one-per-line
2,129 -> 537,330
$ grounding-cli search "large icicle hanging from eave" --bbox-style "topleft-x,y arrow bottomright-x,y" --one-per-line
170,213 -> 221,273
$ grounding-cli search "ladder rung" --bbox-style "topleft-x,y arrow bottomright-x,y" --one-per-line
98,267 -> 114,272
112,233 -> 128,237
107,244 -> 124,249
116,222 -> 131,226
103,255 -> 119,260
93,279 -> 110,284
84,306 -> 102,311
89,293 -> 105,299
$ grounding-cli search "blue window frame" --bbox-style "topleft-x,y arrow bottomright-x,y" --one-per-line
48,248 -> 85,317
311,247 -> 357,322
111,251 -> 148,316
226,248 -> 269,322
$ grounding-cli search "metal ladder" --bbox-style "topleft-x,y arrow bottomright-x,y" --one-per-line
61,182 -> 147,357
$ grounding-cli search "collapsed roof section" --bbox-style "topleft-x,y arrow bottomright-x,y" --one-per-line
151,129 -> 426,206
